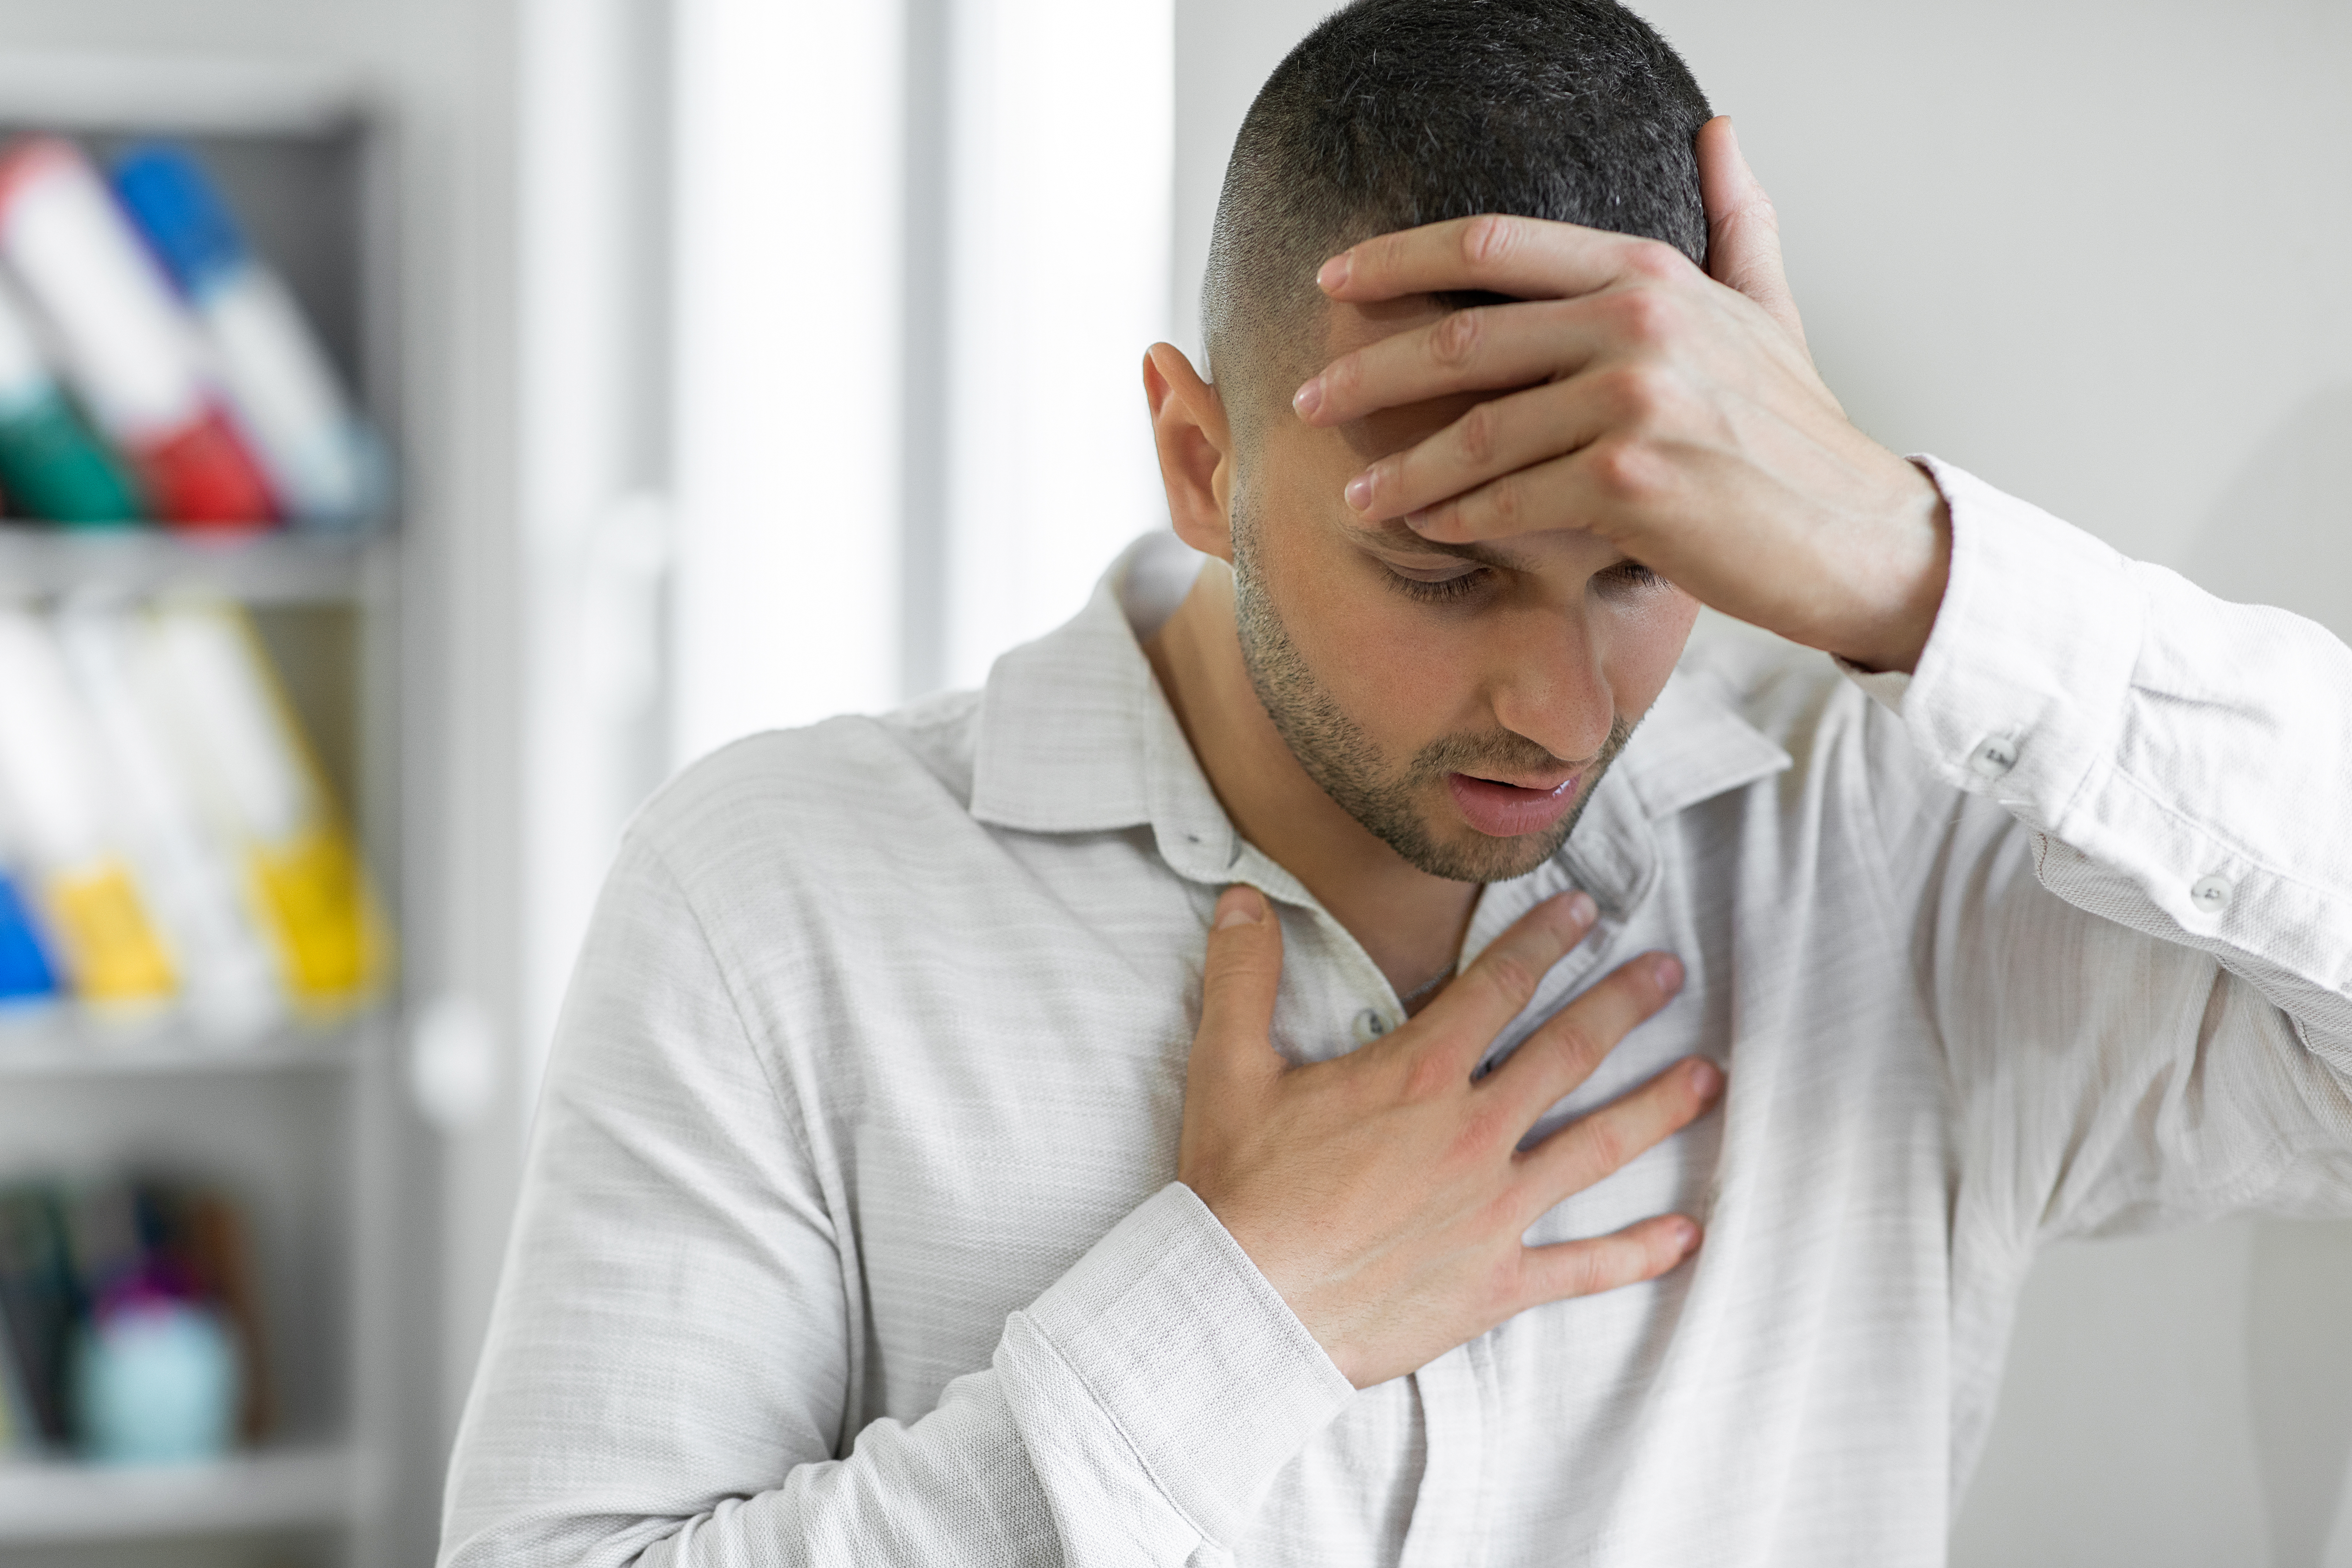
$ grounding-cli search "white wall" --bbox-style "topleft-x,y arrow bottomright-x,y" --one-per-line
1174,1 -> 2352,1562
669,0 -> 906,757
939,0 -> 1173,694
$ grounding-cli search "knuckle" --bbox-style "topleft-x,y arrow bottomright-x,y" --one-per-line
1481,471 -> 1525,528
1585,435 -> 1659,503
1592,364 -> 1657,426
1432,306 -> 1483,367
1463,213 -> 1519,267
1455,400 -> 1499,466
1480,949 -> 1542,1010
1326,351 -> 1363,400
1548,1019 -> 1604,1074
1611,287 -> 1681,348
1558,1244 -> 1608,1298
1576,1116 -> 1629,1178
1622,237 -> 1687,282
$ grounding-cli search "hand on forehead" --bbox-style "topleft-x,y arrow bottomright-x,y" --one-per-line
1312,292 -> 1506,469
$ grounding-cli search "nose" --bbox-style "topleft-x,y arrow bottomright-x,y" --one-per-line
1488,607 -> 1616,766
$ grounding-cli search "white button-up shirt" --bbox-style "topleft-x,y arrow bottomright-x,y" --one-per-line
442,459 -> 2352,1568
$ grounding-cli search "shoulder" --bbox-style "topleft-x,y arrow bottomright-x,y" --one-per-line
623,687 -> 987,899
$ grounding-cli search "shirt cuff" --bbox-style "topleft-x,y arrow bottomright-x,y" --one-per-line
995,1181 -> 1354,1549
1831,656 -> 1910,715
1896,455 -> 2142,832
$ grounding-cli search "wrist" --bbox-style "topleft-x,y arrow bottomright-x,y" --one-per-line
1829,457 -> 1951,675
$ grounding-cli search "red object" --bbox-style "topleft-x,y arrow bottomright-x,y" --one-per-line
130,403 -> 276,529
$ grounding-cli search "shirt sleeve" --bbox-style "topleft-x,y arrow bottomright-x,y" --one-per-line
437,831 -> 1352,1568
1874,457 -> 2352,1244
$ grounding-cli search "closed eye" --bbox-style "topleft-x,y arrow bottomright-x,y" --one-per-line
1382,563 -> 1493,604
1598,559 -> 1667,593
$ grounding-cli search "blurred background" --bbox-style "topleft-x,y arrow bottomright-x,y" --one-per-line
0,0 -> 2340,1564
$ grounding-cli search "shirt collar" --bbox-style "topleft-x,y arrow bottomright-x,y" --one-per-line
969,532 -> 1792,916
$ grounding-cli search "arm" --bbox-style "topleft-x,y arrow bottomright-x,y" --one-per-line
1866,463 -> 2352,1239
436,834 -> 1355,1567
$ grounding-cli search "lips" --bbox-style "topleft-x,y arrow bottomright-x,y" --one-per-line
1446,771 -> 1582,838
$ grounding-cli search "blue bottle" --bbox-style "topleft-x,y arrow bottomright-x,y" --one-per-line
110,144 -> 379,527
0,871 -> 57,1002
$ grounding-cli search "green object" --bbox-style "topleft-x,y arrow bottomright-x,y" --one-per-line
0,386 -> 141,525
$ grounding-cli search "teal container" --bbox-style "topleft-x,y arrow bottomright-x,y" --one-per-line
69,1300 -> 240,1464
0,385 -> 142,525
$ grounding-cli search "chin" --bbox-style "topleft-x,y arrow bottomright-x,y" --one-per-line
1394,813 -> 1574,885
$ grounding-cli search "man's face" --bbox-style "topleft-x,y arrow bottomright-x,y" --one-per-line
1226,297 -> 1701,885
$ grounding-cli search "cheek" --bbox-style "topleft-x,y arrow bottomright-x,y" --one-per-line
1264,541 -> 1477,736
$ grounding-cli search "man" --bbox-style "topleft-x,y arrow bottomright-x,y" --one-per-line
442,1 -> 2352,1564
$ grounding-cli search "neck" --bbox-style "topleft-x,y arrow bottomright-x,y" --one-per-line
1144,559 -> 1478,1010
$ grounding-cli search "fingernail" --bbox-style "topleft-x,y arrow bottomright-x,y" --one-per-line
1651,954 -> 1684,991
1565,891 -> 1598,927
1686,1058 -> 1722,1097
1671,1218 -> 1701,1254
1401,508 -> 1432,533
1317,251 -> 1352,291
1292,379 -> 1323,420
1214,886 -> 1266,929
1343,471 -> 1374,512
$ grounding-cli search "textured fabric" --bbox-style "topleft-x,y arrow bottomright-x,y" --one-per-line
441,458 -> 2352,1568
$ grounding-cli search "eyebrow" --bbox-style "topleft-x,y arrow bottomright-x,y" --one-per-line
1346,521 -> 1542,575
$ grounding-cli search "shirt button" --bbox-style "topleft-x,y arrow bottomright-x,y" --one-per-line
1969,737 -> 2018,779
1352,1008 -> 1390,1044
2189,875 -> 2233,914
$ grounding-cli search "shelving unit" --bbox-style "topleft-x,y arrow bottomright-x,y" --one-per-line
0,59 -> 405,1568
0,1444 -> 357,1544
0,1013 -> 371,1080
0,524 -> 383,604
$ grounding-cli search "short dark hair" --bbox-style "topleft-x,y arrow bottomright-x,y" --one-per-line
1203,0 -> 1713,433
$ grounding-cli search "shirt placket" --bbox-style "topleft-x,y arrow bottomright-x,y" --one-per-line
1397,1334 -> 1499,1568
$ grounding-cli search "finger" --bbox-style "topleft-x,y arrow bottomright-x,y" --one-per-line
1411,891 -> 1598,1077
1300,295 -> 1617,430
1317,213 -> 1687,309
1486,953 -> 1686,1130
1345,372 -> 1627,527
1695,116 -> 1807,351
1515,1212 -> 1701,1307
1404,431 -> 1687,548
1189,885 -> 1287,1095
1517,1054 -> 1724,1204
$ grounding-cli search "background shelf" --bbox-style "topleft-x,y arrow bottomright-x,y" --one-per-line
0,1444 -> 357,1543
0,524 -> 382,605
0,1009 -> 370,1077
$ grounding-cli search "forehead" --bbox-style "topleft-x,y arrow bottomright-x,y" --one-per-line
1316,294 -> 1460,456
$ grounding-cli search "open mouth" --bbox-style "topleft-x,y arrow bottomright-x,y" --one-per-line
1445,772 -> 1582,838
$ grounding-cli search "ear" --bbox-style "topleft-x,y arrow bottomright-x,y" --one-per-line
1144,343 -> 1236,562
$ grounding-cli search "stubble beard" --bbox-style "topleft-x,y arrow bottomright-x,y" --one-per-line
1230,522 -> 1636,886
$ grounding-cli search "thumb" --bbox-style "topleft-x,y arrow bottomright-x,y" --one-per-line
1696,116 -> 1809,352
1189,885 -> 1287,1095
